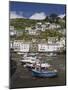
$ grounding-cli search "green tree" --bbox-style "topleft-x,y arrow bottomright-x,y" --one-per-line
49,13 -> 58,23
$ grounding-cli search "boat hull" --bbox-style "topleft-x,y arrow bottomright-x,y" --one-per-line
32,70 -> 57,78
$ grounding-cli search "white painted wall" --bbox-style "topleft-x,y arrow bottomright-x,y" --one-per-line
29,30 -> 36,35
13,41 -> 30,52
38,44 -> 62,52
19,43 -> 30,52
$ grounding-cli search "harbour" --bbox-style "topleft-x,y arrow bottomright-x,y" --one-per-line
10,52 -> 66,89
9,2 -> 66,89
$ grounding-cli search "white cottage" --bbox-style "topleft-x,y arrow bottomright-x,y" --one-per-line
35,22 -> 42,31
25,27 -> 38,35
28,29 -> 37,35
16,30 -> 23,36
9,26 -> 16,36
60,37 -> 65,46
43,23 -> 61,30
41,24 -> 46,31
19,42 -> 30,52
38,43 -> 63,52
10,41 -> 14,49
13,40 -> 30,52
47,37 -> 58,44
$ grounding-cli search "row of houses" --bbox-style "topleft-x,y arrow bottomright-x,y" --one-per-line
25,22 -> 65,35
10,21 -> 65,36
36,22 -> 61,30
10,40 -> 30,52
10,37 -> 65,52
38,43 -> 63,52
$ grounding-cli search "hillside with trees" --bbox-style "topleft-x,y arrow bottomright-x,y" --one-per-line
10,14 -> 66,41
10,13 -> 66,30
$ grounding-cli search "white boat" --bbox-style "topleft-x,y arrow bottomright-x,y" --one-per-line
36,63 -> 50,68
24,63 -> 33,68
17,52 -> 25,55
20,56 -> 37,64
23,62 -> 51,70
29,53 -> 36,55
20,59 -> 35,64
46,53 -> 57,57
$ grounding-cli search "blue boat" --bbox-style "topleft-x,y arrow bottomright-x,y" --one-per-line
32,69 -> 57,78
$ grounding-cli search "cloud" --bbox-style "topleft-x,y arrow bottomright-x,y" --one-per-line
10,11 -> 25,19
58,14 -> 65,19
29,12 -> 46,20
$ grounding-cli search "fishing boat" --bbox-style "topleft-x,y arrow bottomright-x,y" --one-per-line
32,62 -> 58,77
32,69 -> 57,77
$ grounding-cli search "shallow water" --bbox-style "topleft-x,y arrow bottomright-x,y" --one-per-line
10,53 -> 66,89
